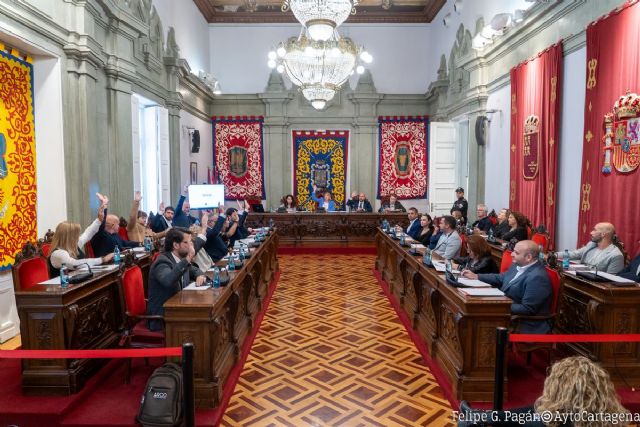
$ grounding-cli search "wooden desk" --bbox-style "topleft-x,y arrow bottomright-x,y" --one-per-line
376,230 -> 512,401
556,273 -> 640,385
16,267 -> 125,395
164,232 -> 279,408
245,212 -> 409,245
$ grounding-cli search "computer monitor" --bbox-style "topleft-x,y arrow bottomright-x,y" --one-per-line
188,184 -> 225,209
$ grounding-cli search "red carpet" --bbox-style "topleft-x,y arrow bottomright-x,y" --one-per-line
374,268 -> 640,413
277,246 -> 376,255
0,271 -> 280,427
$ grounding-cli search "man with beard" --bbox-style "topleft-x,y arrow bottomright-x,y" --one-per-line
555,222 -> 624,274
147,227 -> 206,330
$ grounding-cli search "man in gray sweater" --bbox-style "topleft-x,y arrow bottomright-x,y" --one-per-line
556,222 -> 624,274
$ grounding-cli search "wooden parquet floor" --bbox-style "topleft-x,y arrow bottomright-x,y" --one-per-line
221,254 -> 455,427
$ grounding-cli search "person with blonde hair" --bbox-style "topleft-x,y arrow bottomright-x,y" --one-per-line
459,356 -> 630,426
48,193 -> 114,277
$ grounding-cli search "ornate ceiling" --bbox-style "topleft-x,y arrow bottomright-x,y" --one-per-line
193,0 -> 446,24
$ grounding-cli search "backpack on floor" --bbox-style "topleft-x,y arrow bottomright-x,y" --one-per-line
137,362 -> 183,427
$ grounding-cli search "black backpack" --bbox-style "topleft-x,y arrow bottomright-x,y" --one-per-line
137,362 -> 183,427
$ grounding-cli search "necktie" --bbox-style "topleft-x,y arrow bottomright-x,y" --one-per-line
359,201 -> 363,210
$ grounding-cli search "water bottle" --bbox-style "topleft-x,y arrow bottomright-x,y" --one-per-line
60,264 -> 69,288
488,228 -> 494,242
538,245 -> 544,262
400,234 -> 406,246
423,249 -> 432,266
228,255 -> 236,271
562,249 -> 570,270
239,245 -> 246,261
269,218 -> 275,229
144,236 -> 152,252
114,245 -> 121,265
213,267 -> 220,288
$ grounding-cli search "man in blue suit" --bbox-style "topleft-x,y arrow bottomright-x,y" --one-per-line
405,207 -> 421,240
618,252 -> 640,282
462,240 -> 552,334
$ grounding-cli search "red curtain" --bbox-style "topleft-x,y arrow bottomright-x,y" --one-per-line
510,43 -> 563,249
579,2 -> 640,258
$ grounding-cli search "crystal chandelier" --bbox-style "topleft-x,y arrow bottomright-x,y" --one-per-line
282,0 -> 359,41
268,29 -> 372,110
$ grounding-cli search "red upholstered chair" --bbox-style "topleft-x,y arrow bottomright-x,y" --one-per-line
511,266 -> 563,364
12,242 -> 49,291
38,229 -> 54,257
532,233 -> 549,251
459,233 -> 468,257
118,226 -> 129,241
500,250 -> 513,273
119,264 -> 164,383
40,243 -> 51,257
84,242 -> 95,258
151,251 -> 161,263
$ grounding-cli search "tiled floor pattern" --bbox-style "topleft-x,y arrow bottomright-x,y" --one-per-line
221,254 -> 455,426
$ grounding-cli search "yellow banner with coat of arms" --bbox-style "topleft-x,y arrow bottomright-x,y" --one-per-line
0,47 -> 37,270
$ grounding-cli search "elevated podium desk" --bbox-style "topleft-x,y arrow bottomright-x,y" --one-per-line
556,272 -> 640,385
245,212 -> 409,245
164,232 -> 279,408
375,230 -> 511,401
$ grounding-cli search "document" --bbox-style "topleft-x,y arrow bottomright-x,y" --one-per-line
458,288 -> 505,297
457,278 -> 492,288
183,282 -> 211,290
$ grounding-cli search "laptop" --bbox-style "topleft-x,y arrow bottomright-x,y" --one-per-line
250,203 -> 265,213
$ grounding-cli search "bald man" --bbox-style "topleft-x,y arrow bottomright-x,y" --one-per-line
463,240 -> 552,334
90,211 -> 141,257
556,222 -> 624,274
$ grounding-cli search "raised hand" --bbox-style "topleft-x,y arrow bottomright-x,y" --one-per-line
134,191 -> 142,202
96,192 -> 109,206
159,202 -> 165,213
351,191 -> 357,199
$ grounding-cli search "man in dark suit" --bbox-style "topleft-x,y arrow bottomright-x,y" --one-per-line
202,210 -> 231,262
472,204 -> 494,233
462,240 -> 552,334
224,206 -> 249,247
150,202 -> 175,233
90,212 -> 140,257
378,194 -> 406,213
172,197 -> 199,228
147,228 -> 206,330
618,253 -> 640,282
405,207 -> 421,240
346,192 -> 373,212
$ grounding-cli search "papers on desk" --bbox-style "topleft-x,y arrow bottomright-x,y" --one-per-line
457,278 -> 492,288
131,247 -> 147,253
90,264 -> 119,272
458,287 -> 505,297
183,282 -> 211,290
234,238 -> 254,249
564,270 -> 636,284
39,277 -> 62,285
410,243 -> 425,250
567,263 -> 591,271
432,261 -> 460,274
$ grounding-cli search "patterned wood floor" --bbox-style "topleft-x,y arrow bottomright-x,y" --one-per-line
221,254 -> 455,426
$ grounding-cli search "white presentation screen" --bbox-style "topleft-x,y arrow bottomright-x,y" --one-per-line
188,184 -> 225,209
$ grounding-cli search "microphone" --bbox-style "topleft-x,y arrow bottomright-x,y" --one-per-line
68,262 -> 94,284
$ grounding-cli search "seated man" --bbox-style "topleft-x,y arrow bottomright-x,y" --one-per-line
378,194 -> 406,213
472,204 -> 493,233
202,209 -> 231,262
150,202 -> 175,233
225,205 -> 249,247
404,207 -> 421,240
171,193 -> 198,228
556,222 -> 624,274
90,211 -> 140,257
463,240 -> 552,334
146,228 -> 206,330
618,251 -> 640,282
346,192 -> 373,212
432,215 -> 462,259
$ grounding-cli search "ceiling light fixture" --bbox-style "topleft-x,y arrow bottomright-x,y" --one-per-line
282,0 -> 359,41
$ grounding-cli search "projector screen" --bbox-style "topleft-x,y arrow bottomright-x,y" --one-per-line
188,184 -> 225,209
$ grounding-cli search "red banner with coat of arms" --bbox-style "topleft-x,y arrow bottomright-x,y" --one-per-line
509,42 -> 562,249
212,116 -> 265,200
377,116 -> 429,200
579,1 -> 640,257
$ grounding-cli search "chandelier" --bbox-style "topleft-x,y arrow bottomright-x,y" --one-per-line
282,0 -> 359,41
268,30 -> 372,110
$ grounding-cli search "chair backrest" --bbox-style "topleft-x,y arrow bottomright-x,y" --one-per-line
118,226 -> 129,241
459,233 -> 467,257
152,251 -> 161,263
527,226 -> 534,239
84,242 -> 95,258
531,233 -> 549,251
12,242 -> 49,290
500,249 -> 513,273
40,243 -> 52,257
121,265 -> 146,316
545,266 -> 562,314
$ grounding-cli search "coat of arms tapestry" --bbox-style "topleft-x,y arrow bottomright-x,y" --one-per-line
293,130 -> 348,211
0,46 -> 37,270
212,116 -> 265,200
579,1 -> 640,257
377,116 -> 429,200
509,42 -> 562,249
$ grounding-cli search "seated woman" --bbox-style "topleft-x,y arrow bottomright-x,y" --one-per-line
311,184 -> 336,211
49,193 -> 114,277
416,214 -> 434,246
459,356 -> 629,427
501,211 -> 529,242
453,234 -> 498,274
280,194 -> 297,213
493,208 -> 511,239
428,217 -> 442,250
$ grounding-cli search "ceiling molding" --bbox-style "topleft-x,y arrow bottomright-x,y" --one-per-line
193,0 -> 445,24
